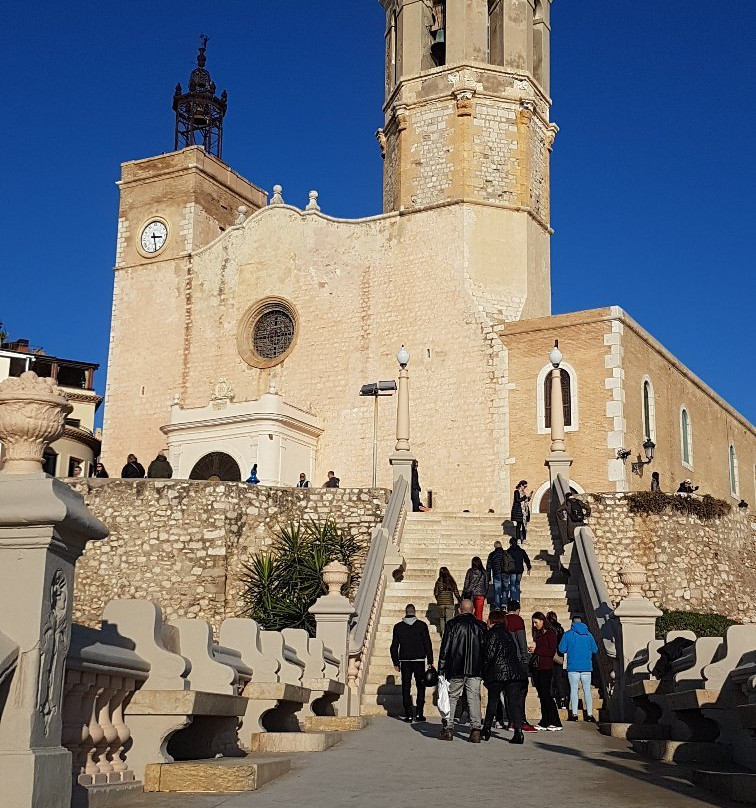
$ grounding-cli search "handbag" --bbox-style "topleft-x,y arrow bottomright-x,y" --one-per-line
553,652 -> 565,666
528,653 -> 540,673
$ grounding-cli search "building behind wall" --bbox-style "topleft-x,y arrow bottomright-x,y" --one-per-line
0,339 -> 102,477
101,2 -> 755,509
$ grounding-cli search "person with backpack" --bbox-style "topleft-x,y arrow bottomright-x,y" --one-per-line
486,540 -> 514,610
506,536 -> 531,603
556,492 -> 592,540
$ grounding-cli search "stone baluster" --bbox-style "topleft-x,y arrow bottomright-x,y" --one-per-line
110,678 -> 136,780
84,678 -> 108,784
0,372 -> 109,808
95,677 -> 121,778
61,670 -> 92,782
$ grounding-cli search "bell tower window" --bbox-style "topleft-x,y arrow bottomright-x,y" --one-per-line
430,2 -> 446,66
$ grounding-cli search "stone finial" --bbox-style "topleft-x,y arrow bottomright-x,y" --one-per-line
0,371 -> 72,475
270,185 -> 284,205
306,190 -> 321,212
322,561 -> 349,596
235,205 -> 248,225
618,560 -> 647,597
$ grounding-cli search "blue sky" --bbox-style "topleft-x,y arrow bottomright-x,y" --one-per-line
3,1 -> 754,423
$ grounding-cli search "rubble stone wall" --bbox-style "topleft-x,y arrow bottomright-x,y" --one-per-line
587,493 -> 756,622
70,480 -> 388,630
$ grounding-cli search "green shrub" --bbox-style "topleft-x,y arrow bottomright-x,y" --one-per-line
655,609 -> 738,639
240,519 -> 362,635
627,491 -> 731,521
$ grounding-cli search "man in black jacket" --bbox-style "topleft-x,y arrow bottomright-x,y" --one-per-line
506,536 -> 531,603
390,604 -> 433,722
437,599 -> 487,742
486,540 -> 510,610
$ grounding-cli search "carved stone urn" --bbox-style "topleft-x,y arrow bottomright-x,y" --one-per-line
322,560 -> 350,596
618,560 -> 647,598
0,371 -> 72,474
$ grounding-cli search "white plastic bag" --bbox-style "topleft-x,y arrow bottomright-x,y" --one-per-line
437,675 -> 450,718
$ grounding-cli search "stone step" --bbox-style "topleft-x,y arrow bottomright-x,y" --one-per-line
380,592 -> 567,607
144,756 -> 291,793
248,731 -> 341,753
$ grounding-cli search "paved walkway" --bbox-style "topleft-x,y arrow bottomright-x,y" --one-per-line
112,718 -> 740,808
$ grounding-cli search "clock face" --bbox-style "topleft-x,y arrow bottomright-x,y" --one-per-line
140,220 -> 168,254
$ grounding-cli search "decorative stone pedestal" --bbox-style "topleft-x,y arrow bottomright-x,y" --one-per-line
309,562 -> 357,716
0,372 -> 109,808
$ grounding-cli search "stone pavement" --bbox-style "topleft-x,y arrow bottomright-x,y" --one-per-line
110,718 -> 741,808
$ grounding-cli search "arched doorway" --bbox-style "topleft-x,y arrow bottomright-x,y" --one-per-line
189,452 -> 242,482
533,479 -> 585,513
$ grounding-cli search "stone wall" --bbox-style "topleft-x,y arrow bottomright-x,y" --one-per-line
587,493 -> 756,623
70,480 -> 388,630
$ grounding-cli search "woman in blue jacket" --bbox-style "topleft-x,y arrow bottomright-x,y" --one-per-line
558,616 -> 599,722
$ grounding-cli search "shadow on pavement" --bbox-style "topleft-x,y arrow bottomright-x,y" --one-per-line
531,738 -> 743,808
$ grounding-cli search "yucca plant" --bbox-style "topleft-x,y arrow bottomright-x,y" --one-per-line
240,519 -> 363,635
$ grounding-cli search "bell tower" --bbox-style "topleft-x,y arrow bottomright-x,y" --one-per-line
378,0 -> 557,319
173,35 -> 227,158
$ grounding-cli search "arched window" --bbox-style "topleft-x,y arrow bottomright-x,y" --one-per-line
536,363 -> 578,434
729,444 -> 739,497
544,368 -> 572,429
642,377 -> 656,441
680,407 -> 693,468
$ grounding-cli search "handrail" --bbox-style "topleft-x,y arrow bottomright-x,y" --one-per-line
349,477 -> 407,653
553,473 -> 619,711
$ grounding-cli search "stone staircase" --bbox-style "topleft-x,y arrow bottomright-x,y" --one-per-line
361,512 -> 585,718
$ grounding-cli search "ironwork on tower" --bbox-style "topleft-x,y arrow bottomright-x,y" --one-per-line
173,35 -> 227,158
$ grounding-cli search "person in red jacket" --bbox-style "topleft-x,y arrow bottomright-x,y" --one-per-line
528,611 -> 563,731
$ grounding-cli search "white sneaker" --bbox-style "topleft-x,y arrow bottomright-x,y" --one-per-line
547,725 -> 563,732
534,725 -> 548,731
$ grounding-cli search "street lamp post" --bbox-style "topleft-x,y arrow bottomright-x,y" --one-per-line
545,340 -> 573,487
389,345 -> 415,511
359,380 -> 397,487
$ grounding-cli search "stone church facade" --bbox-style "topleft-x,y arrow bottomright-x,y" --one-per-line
102,0 -> 754,511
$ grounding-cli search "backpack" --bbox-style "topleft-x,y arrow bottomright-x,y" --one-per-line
502,549 -> 515,574
568,498 -> 585,523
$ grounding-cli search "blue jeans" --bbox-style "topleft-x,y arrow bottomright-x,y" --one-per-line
492,574 -> 508,609
568,671 -> 593,716
507,573 -> 522,603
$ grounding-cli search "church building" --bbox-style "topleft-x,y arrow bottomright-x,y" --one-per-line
102,2 -> 754,512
